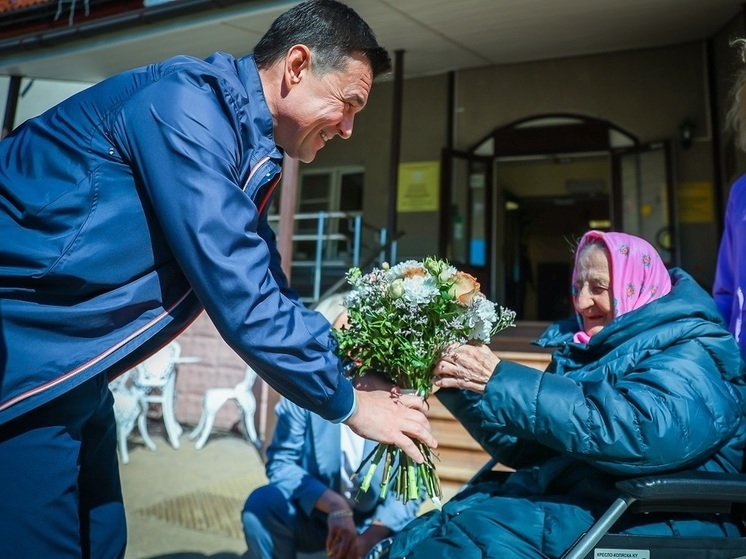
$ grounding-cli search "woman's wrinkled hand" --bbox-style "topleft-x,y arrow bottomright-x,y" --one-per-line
433,342 -> 500,394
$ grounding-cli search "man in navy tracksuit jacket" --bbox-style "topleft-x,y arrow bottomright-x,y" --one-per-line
0,2 -> 434,556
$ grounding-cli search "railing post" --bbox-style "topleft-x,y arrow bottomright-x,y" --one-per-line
379,228 -> 387,265
314,211 -> 325,303
353,215 -> 362,267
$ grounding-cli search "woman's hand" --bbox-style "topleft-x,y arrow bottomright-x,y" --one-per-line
433,343 -> 500,394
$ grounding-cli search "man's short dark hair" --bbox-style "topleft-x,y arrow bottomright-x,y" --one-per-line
253,0 -> 391,78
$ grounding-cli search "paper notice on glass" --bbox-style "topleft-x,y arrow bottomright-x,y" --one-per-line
397,161 -> 440,213
678,182 -> 714,224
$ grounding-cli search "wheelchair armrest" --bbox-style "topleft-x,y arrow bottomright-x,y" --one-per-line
616,471 -> 746,514
616,471 -> 746,503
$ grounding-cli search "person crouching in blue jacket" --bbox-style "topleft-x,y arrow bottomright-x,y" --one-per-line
0,2 -> 435,558
242,293 -> 424,559
243,397 -> 423,559
389,230 -> 746,559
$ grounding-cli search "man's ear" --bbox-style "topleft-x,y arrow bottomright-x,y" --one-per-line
284,44 -> 312,88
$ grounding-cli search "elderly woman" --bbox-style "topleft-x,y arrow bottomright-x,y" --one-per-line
390,230 -> 746,559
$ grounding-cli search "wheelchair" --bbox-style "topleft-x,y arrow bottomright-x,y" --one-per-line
367,457 -> 746,559
561,468 -> 746,559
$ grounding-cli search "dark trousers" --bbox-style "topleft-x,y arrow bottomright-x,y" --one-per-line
242,484 -> 331,559
0,374 -> 126,558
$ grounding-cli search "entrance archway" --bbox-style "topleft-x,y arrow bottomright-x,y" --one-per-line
440,113 -> 675,321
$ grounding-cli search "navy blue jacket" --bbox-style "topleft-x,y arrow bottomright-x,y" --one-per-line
391,269 -> 746,558
0,53 -> 354,424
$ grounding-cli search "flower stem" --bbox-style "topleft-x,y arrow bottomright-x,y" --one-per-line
354,440 -> 443,505
407,455 -> 418,502
378,446 -> 394,500
357,444 -> 386,498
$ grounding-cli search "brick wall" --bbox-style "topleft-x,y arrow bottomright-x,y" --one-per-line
174,312 -> 260,432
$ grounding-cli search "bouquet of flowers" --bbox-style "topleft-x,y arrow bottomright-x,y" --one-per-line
332,256 -> 516,505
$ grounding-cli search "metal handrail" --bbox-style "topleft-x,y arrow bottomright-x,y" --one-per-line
267,211 -> 395,304
316,230 -> 402,304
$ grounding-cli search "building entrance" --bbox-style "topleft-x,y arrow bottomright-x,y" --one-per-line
441,114 -> 675,322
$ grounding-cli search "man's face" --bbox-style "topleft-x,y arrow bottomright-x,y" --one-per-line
277,52 -> 373,163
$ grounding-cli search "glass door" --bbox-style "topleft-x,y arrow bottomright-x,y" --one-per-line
440,148 -> 495,298
612,141 -> 677,265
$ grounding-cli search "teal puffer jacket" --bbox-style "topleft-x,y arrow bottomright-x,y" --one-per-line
391,268 -> 746,559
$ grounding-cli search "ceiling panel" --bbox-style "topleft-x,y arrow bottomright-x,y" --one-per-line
0,0 -> 741,83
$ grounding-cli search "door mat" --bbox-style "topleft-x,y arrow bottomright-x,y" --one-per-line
137,490 -> 246,539
134,472 -> 264,540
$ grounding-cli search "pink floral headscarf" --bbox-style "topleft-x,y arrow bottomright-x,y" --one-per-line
572,230 -> 672,343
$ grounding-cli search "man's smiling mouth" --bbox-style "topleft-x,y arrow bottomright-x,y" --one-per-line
320,130 -> 329,142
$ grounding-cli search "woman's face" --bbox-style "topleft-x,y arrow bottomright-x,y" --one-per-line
573,245 -> 614,337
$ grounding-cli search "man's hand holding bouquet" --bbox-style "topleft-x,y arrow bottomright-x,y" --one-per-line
333,257 -> 516,506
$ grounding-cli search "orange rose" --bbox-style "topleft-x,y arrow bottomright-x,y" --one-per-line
449,272 -> 480,305
403,266 -> 427,279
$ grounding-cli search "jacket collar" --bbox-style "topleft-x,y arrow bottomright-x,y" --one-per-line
236,54 -> 284,164
537,268 -> 718,352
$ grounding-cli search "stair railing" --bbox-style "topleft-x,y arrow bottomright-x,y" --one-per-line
267,211 -> 396,305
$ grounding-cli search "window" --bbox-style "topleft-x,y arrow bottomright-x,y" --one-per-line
295,167 -> 364,260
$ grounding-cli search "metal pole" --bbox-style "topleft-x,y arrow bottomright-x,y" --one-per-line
353,214 -> 362,267
277,154 -> 299,282
561,496 -> 635,559
379,228 -> 387,265
386,50 -> 404,263
2,75 -> 21,139
313,211 -> 325,303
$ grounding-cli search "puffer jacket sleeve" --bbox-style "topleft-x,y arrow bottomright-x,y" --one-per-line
112,67 -> 353,422
479,338 -> 744,475
436,387 -> 552,469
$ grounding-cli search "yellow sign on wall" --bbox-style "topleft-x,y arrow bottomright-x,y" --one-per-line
678,182 -> 714,224
397,161 -> 440,213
